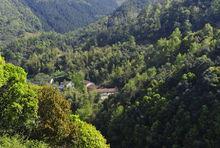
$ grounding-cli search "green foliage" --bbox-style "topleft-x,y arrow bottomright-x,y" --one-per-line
64,86 -> 101,121
35,86 -> 108,147
0,57 -> 38,134
0,135 -> 49,148
70,72 -> 85,92
22,0 -> 119,33
93,24 -> 220,147
30,73 -> 51,85
0,0 -> 123,45
70,115 -> 109,148
2,0 -> 220,147
0,0 -> 42,45
36,86 -> 71,143
181,72 -> 196,81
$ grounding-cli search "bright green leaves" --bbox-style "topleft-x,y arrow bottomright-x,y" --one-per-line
71,115 -> 109,148
3,64 -> 26,83
0,57 -> 38,134
183,24 -> 215,54
154,28 -> 182,65
112,105 -> 124,119
122,67 -> 157,98
0,57 -> 5,86
182,72 -> 196,81
157,28 -> 182,53
0,135 -> 49,148
175,53 -> 186,67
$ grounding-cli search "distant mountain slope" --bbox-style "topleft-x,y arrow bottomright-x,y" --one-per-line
0,0 -> 42,45
60,0 -> 160,48
64,0 -> 220,49
22,0 -> 122,33
107,0 -> 152,27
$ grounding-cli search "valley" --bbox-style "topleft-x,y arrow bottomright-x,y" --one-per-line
0,0 -> 220,147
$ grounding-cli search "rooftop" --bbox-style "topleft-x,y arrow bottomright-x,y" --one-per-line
96,87 -> 118,93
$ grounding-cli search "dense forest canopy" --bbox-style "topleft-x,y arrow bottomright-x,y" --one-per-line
21,0 -> 122,33
1,0 -> 220,147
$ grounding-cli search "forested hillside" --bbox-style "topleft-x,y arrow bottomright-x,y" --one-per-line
0,0 -> 123,46
0,0 -> 42,45
1,0 -> 220,147
22,0 -> 122,33
65,0 -> 220,48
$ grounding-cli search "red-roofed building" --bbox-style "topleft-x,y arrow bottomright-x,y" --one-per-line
84,80 -> 118,100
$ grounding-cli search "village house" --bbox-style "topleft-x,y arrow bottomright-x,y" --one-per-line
49,77 -> 73,90
96,88 -> 118,100
84,80 -> 118,100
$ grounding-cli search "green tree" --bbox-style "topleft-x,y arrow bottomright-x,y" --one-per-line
70,115 -> 109,148
0,57 -> 38,134
36,86 -> 71,143
69,72 -> 85,92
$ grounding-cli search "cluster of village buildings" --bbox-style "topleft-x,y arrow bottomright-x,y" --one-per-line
49,78 -> 118,100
